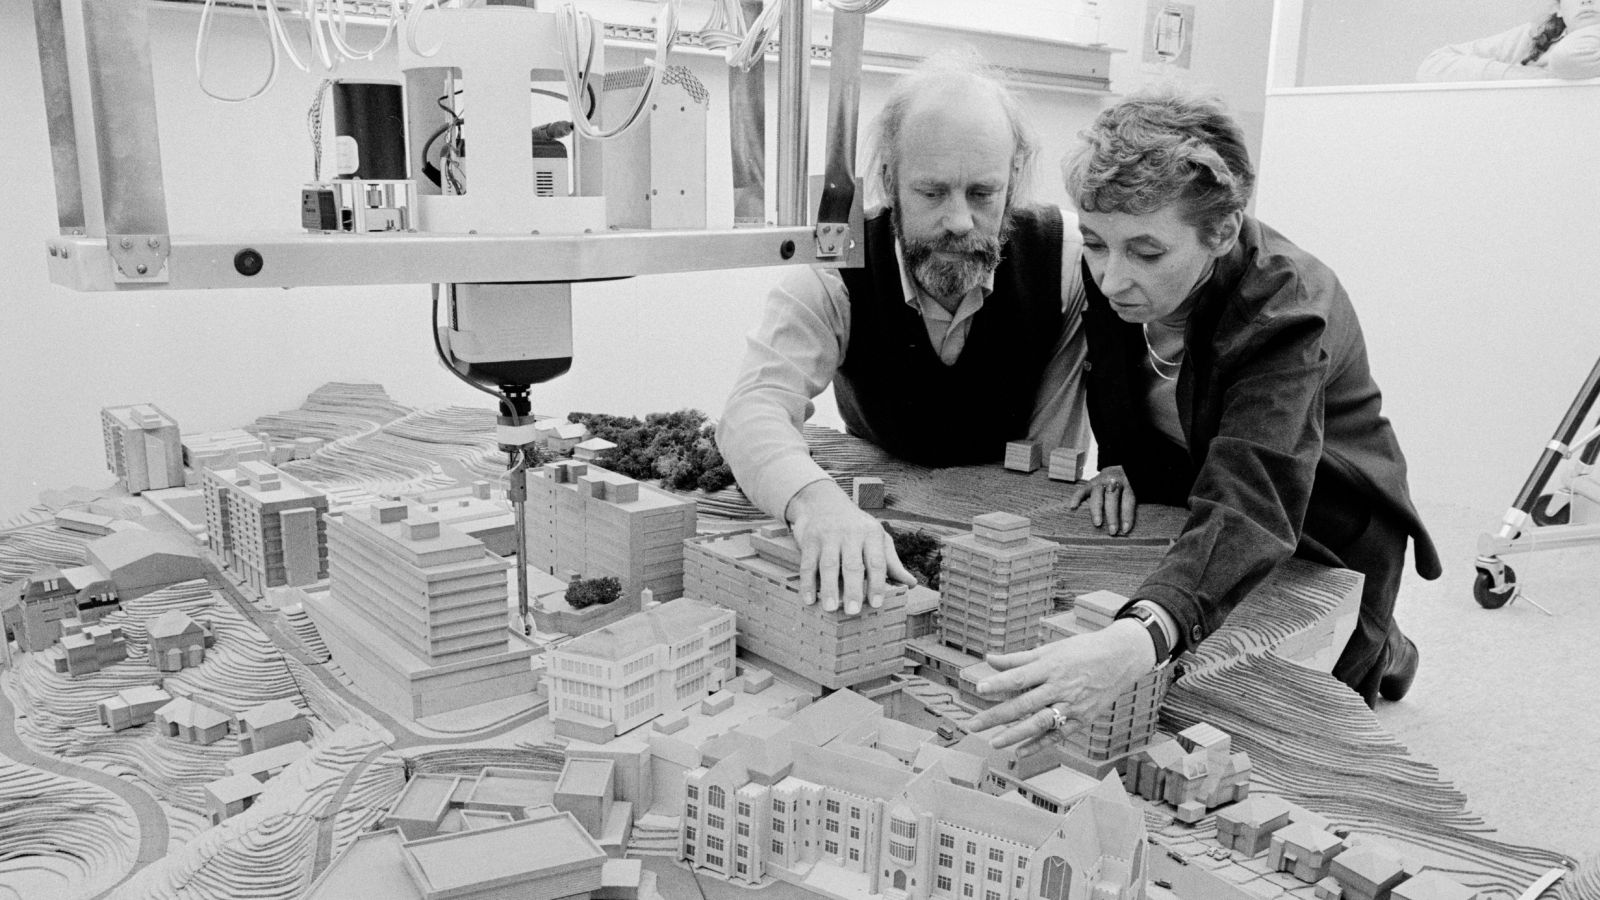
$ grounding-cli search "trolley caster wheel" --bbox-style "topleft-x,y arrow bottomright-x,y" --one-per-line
1473,565 -> 1517,609
1531,493 -> 1570,526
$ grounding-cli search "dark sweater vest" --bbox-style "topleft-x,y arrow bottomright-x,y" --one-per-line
835,206 -> 1064,467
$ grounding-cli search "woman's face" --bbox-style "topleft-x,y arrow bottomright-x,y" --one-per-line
1561,0 -> 1599,29
1077,203 -> 1238,324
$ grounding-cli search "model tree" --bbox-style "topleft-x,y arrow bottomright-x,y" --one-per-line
565,576 -> 622,610
566,409 -> 735,493
886,525 -> 942,589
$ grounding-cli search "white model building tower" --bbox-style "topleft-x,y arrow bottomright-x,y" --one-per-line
202,462 -> 329,597
939,512 -> 1056,657
101,404 -> 184,494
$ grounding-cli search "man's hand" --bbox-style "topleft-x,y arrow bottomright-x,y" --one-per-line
964,621 -> 1155,754
785,479 -> 916,615
1068,464 -> 1137,536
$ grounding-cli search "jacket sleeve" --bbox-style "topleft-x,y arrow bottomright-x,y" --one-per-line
1545,25 -> 1600,79
1416,23 -> 1538,82
1133,297 -> 1329,653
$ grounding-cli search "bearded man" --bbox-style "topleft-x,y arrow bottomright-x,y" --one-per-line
717,51 -> 1089,615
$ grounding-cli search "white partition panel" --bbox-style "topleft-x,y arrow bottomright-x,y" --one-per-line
1256,81 -> 1600,511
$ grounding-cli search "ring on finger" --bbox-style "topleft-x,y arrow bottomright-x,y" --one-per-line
1047,706 -> 1070,732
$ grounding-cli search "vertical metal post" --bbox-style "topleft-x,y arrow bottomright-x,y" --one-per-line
728,0 -> 767,226
775,0 -> 811,226
77,0 -> 171,281
32,0 -> 86,235
814,8 -> 863,257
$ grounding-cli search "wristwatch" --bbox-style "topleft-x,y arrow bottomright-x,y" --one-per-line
1115,602 -> 1173,669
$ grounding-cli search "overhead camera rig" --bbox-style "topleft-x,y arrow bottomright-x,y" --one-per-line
31,0 -> 869,624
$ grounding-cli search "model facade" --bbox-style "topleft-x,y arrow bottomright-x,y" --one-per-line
679,689 -> 1148,900
302,501 -> 537,719
684,525 -> 910,690
203,461 -> 330,597
101,403 -> 185,494
547,595 -> 735,742
526,460 -> 697,602
939,513 -> 1056,658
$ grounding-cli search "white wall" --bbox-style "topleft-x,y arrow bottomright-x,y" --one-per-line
1256,81 -> 1600,512
1299,0 -> 1549,86
13,2 -> 1253,517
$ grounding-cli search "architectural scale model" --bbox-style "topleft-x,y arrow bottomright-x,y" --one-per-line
101,403 -> 185,494
547,595 -> 736,742
939,513 -> 1056,658
525,460 -> 698,603
684,525 -> 911,691
0,384 -> 1572,900
202,461 -> 330,597
1046,448 -> 1084,483
1004,440 -> 1043,473
1124,722 -> 1252,824
301,500 -> 538,719
183,428 -> 272,472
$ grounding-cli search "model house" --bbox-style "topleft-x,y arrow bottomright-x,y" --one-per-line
1124,722 -> 1251,823
547,595 -> 735,742
302,501 -> 537,719
236,698 -> 310,755
573,436 -> 617,461
2,569 -> 82,652
101,403 -> 184,494
51,619 -> 127,676
1214,793 -> 1293,857
684,525 -> 910,691
148,609 -> 214,672
203,461 -> 329,597
99,685 -> 173,732
205,773 -> 266,825
1269,820 -> 1347,883
939,513 -> 1056,657
1328,840 -> 1410,900
525,460 -> 697,602
154,695 -> 232,745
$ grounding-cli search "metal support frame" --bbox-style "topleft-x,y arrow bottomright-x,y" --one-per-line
775,0 -> 811,227
32,0 -> 866,292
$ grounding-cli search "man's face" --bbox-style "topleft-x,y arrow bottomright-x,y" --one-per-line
891,97 -> 1015,302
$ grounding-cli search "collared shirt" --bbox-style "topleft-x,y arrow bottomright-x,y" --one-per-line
718,215 -> 1089,520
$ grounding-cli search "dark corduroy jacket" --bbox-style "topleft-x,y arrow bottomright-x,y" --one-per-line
1084,216 -> 1442,652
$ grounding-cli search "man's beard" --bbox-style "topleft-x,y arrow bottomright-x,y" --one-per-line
894,206 -> 1011,300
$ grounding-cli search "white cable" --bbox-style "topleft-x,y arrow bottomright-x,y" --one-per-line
322,0 -> 399,61
405,0 -> 444,58
303,0 -> 338,72
196,0 -> 280,103
558,0 -> 680,141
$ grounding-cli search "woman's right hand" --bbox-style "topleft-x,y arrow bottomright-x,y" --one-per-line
1068,464 -> 1137,535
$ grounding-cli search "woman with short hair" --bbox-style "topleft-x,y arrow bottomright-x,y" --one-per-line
968,87 -> 1440,751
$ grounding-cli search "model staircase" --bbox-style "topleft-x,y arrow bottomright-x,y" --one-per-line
279,605 -> 330,662
626,813 -> 682,858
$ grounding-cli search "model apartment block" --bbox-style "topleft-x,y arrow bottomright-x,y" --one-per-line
525,460 -> 697,601
939,513 -> 1057,658
101,403 -> 184,494
303,501 -> 536,718
547,595 -> 735,742
202,462 -> 329,597
684,526 -> 910,691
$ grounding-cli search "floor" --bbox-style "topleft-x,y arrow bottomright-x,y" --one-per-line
1374,497 -> 1600,864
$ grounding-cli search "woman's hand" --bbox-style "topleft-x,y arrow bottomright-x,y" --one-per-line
1069,465 -> 1138,535
964,621 -> 1155,755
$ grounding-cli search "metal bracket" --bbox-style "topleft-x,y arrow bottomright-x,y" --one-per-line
107,234 -> 171,282
814,222 -> 850,259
